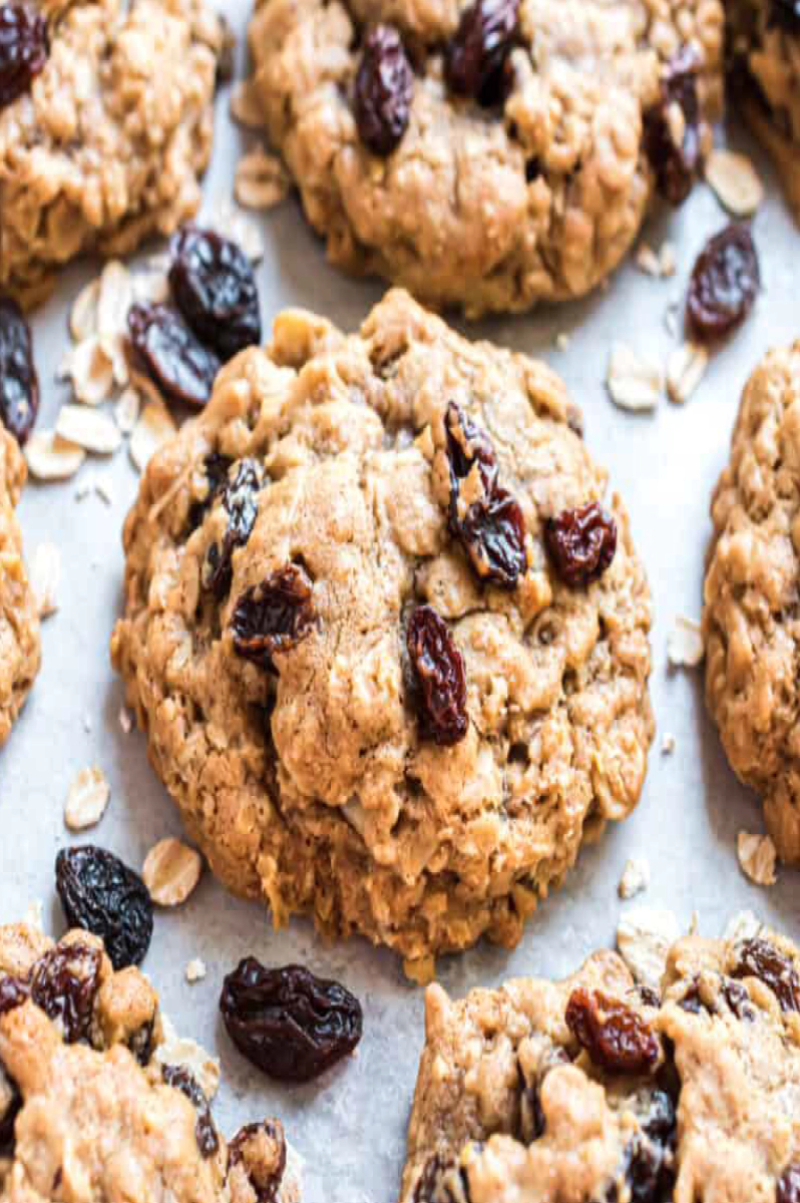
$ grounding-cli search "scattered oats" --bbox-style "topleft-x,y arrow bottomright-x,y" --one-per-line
667,614 -> 704,668
22,899 -> 44,931
154,1017 -> 219,1098
554,332 -> 571,351
114,388 -> 140,435
82,714 -> 92,733
143,838 -> 203,906
118,706 -> 133,735
606,343 -> 662,411
618,856 -> 651,900
56,405 -> 122,455
659,242 -> 677,277
706,148 -> 764,217
96,260 -> 132,339
94,478 -> 114,506
737,831 -> 777,886
25,431 -> 85,481
666,340 -> 708,404
661,732 -> 676,754
229,79 -> 264,128
206,200 -> 265,262
664,303 -> 679,338
64,766 -> 110,831
30,542 -> 61,618
69,335 -> 116,406
70,279 -> 100,342
234,147 -> 291,210
723,909 -> 763,943
616,905 -> 681,991
129,402 -> 177,472
635,242 -> 662,277
185,958 -> 207,983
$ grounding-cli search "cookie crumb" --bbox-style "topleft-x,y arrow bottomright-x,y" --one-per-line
30,541 -> 61,618
143,838 -> 203,906
606,343 -> 662,411
667,615 -> 703,667
618,856 -> 650,899
635,243 -> 662,277
554,332 -> 571,351
666,341 -> 708,404
234,148 -> 291,211
616,905 -> 681,990
661,732 -> 675,754
185,958 -> 207,983
705,148 -> 764,217
659,242 -> 677,277
737,831 -> 777,886
64,766 -> 110,831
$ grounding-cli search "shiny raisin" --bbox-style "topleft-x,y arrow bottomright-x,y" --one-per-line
643,46 -> 702,206
733,937 -> 800,1013
623,1089 -> 676,1203
202,458 -> 263,597
219,959 -> 363,1082
407,604 -> 468,746
0,296 -> 39,443
30,943 -> 102,1044
161,1064 -> 219,1158
518,1046 -> 570,1142
771,0 -> 800,30
55,846 -> 153,971
0,977 -> 28,1152
778,1165 -> 800,1203
544,501 -> 617,587
0,975 -> 28,1015
188,451 -> 233,531
354,25 -> 413,156
0,3 -> 48,109
227,1120 -> 287,1203
686,223 -> 759,342
445,0 -> 519,106
231,564 -> 314,672
565,988 -> 660,1075
128,303 -> 221,408
169,227 -> 261,362
128,1016 -> 156,1066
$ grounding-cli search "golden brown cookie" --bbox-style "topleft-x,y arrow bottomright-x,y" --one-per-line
0,430 -> 39,747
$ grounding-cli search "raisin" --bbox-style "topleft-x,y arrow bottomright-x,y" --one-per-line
227,1120 -> 287,1203
721,978 -> 754,1020
778,1165 -> 800,1203
565,988 -> 660,1075
161,1064 -> 219,1158
188,451 -> 232,530
128,1016 -> 156,1066
202,458 -> 263,598
169,227 -> 261,362
354,25 -> 413,156
0,975 -> 28,1015
770,0 -> 800,31
0,3 -> 48,109
686,223 -> 759,342
643,46 -> 702,206
639,986 -> 661,1008
231,564 -> 315,672
407,604 -> 468,746
0,976 -> 28,1153
127,303 -> 220,408
413,1154 -> 472,1203
544,501 -> 617,587
30,944 -> 102,1044
0,296 -> 39,443
445,0 -> 519,106
219,959 -> 363,1082
733,937 -> 800,1013
55,846 -> 153,971
518,1046 -> 570,1142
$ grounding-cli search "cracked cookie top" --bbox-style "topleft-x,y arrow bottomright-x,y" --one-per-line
111,289 -> 653,977
0,430 -> 40,747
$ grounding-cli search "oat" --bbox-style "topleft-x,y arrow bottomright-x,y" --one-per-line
64,766 -> 110,831
661,732 -> 676,754
129,403 -> 177,472
114,388 -> 141,435
142,838 -> 203,906
635,243 -> 662,277
667,615 -> 704,668
24,431 -> 86,481
154,1017 -> 220,1099
69,335 -> 117,407
229,80 -> 264,128
118,707 -> 133,735
185,958 -> 207,983
616,905 -> 681,991
234,148 -> 291,210
606,343 -> 662,411
96,260 -> 133,339
70,279 -> 100,342
723,909 -> 763,944
737,832 -> 777,886
56,405 -> 122,455
618,856 -> 650,899
666,340 -> 709,403
30,542 -> 61,618
705,149 -> 764,217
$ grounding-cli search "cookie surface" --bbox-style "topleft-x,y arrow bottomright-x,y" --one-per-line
0,430 -> 40,747
246,0 -> 723,317
0,0 -> 225,309
111,289 -> 653,978
400,923 -> 800,1202
703,342 -> 800,862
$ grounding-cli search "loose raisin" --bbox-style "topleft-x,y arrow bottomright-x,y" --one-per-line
55,846 -> 153,971
161,1064 -> 219,1158
354,25 -> 413,156
128,303 -> 220,408
565,988 -> 660,1075
544,501 -> 617,587
169,227 -> 261,362
202,459 -> 263,597
30,944 -> 102,1044
445,0 -> 519,106
219,959 -> 363,1082
643,46 -> 702,206
0,3 -> 48,109
778,1165 -> 800,1203
733,937 -> 800,1013
407,604 -> 468,746
0,296 -> 39,443
231,564 -> 315,672
227,1120 -> 287,1203
686,223 -> 759,342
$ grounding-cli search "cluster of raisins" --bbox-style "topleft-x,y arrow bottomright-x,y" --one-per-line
0,296 -> 39,443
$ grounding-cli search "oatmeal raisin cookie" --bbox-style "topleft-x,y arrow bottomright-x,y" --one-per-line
0,430 -> 39,747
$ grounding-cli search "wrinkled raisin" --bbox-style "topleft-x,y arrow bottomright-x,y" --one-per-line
518,1046 -> 570,1142
565,988 -> 660,1075
0,296 -> 39,443
220,959 -> 363,1082
354,25 -> 413,156
413,1154 -> 472,1203
161,1064 -> 219,1158
30,943 -> 102,1044
128,1016 -> 156,1066
544,501 -> 617,587
0,975 -> 28,1015
778,1165 -> 800,1203
227,1120 -> 287,1203
643,46 -> 702,206
625,1094 -> 677,1203
445,0 -> 519,106
55,846 -> 153,971
188,451 -> 232,530
686,223 -> 759,342
0,976 -> 28,1152
128,303 -> 220,408
169,227 -> 261,362
733,937 -> 800,1013
770,0 -> 800,31
202,458 -> 263,597
407,604 -> 468,746
231,564 -> 314,672
0,3 -> 48,109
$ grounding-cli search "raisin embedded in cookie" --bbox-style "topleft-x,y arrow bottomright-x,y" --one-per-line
400,925 -> 800,1202
244,0 -> 724,318
0,921 -> 301,1203
704,342 -> 800,862
0,0 -> 226,310
0,429 -> 40,747
111,289 -> 654,979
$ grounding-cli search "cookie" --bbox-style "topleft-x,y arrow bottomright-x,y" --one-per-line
245,0 -> 724,317
400,923 -> 800,1202
703,342 -> 800,862
0,430 -> 40,748
0,0 -> 227,310
111,289 -> 654,979
0,921 -> 301,1203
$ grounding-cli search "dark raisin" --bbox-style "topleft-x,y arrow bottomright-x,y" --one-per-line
721,977 -> 754,1020
219,959 -> 363,1083
354,25 -> 413,156
407,604 -> 468,746
544,501 -> 617,587
0,3 -> 48,109
202,458 -> 263,597
733,937 -> 800,1013
778,1165 -> 800,1203
0,296 -> 39,443
231,564 -> 314,672
413,1154 -> 472,1203
686,223 -> 759,342
642,46 -> 702,206
128,1016 -> 156,1066
518,1046 -> 570,1142
30,943 -> 102,1044
55,846 -> 153,971
0,975 -> 28,1015
678,981 -> 704,1014
639,986 -> 661,1008
0,977 -> 28,1153
445,0 -> 519,106
565,988 -> 660,1075
127,303 -> 220,409
227,1120 -> 287,1203
169,227 -> 261,362
771,0 -> 800,31
188,451 -> 232,530
161,1064 -> 219,1158
445,401 -> 498,493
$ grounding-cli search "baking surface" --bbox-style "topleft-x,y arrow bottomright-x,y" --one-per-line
2,3 -> 800,1198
